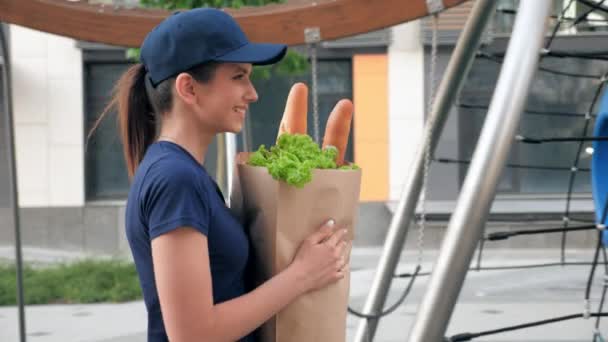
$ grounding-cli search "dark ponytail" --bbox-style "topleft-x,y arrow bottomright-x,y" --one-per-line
89,61 -> 219,179
89,63 -> 155,179
118,64 -> 156,178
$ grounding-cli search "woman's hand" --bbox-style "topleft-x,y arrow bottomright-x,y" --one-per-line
288,219 -> 350,294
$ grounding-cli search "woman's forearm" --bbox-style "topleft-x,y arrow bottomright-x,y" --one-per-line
155,225 -> 344,342
207,265 -> 306,341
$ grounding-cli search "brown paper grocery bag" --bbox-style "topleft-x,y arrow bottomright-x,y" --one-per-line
230,152 -> 362,342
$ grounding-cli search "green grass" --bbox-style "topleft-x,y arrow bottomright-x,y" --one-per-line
0,259 -> 142,306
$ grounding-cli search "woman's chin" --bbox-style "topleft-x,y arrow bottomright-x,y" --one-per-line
225,123 -> 243,134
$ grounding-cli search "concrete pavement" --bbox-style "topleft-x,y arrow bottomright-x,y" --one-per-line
1,247 -> 607,341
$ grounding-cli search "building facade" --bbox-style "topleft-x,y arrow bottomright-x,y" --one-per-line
2,0 -> 606,254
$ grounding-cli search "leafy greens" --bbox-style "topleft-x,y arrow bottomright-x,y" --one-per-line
248,133 -> 359,188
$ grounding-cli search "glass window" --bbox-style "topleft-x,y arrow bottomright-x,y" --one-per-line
495,0 -> 608,35
85,63 -> 132,200
458,51 -> 604,194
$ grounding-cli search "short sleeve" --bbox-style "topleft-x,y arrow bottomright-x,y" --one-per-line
142,163 -> 211,240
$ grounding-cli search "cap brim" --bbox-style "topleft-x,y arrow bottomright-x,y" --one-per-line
215,42 -> 287,65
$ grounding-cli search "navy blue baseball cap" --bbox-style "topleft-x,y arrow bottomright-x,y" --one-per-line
140,8 -> 287,86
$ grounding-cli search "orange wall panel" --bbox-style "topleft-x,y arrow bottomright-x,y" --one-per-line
353,55 -> 388,201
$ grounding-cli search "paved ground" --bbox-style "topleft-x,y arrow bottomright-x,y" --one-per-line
1,247 -> 608,341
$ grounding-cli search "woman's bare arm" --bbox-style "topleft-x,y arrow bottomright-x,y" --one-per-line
152,223 -> 346,342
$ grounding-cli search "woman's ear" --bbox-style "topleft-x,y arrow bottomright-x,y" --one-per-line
174,73 -> 198,105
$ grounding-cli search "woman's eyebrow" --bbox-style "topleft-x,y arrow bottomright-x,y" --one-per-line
234,65 -> 252,75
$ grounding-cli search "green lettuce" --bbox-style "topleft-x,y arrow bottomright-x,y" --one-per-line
248,133 -> 359,188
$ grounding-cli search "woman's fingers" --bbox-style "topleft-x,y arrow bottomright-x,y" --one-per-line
335,241 -> 350,278
337,241 -> 349,266
336,240 -> 348,258
324,227 -> 348,247
308,219 -> 336,244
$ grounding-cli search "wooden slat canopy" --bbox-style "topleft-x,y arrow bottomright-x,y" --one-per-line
0,0 -> 468,47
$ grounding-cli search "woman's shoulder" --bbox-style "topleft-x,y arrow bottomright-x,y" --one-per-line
145,155 -> 203,190
130,157 -> 199,203
136,143 -> 201,181
129,151 -> 214,238
134,155 -> 211,214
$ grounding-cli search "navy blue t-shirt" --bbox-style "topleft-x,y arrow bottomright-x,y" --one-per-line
125,141 -> 253,342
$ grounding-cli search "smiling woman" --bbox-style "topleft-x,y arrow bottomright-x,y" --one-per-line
90,8 -> 354,342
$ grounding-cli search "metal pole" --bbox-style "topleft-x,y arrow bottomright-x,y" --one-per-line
224,132 -> 237,207
406,2 -> 552,341
0,23 -> 26,342
354,1 -> 497,340
215,133 -> 226,194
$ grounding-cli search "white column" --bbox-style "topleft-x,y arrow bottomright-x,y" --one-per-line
10,26 -> 84,207
388,21 -> 425,201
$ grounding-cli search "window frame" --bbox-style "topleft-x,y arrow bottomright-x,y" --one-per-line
82,45 -> 132,202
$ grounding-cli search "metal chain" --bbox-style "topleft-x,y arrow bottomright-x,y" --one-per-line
305,27 -> 322,144
425,0 -> 445,14
417,14 -> 440,267
310,41 -> 321,144
482,5 -> 495,46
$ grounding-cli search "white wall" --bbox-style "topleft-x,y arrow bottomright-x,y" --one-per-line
388,21 -> 425,201
9,25 -> 84,207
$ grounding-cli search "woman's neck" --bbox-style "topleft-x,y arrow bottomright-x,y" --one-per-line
157,118 -> 214,166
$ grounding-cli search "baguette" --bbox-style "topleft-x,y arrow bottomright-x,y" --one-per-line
277,83 -> 308,139
322,99 -> 354,166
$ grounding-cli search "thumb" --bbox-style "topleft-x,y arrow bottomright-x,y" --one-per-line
310,219 -> 336,244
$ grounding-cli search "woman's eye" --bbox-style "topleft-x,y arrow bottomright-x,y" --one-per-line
233,74 -> 245,80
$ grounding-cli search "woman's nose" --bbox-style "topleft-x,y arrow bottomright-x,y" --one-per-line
245,82 -> 259,103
